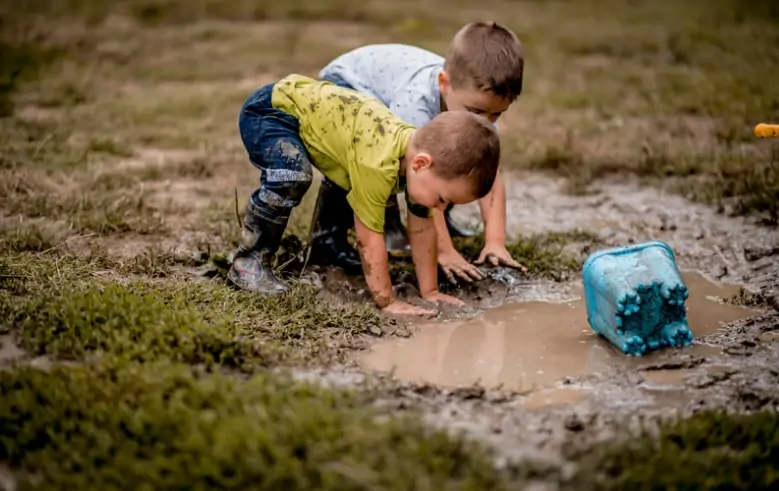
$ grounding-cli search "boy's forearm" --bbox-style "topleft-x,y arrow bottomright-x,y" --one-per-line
480,170 -> 507,245
433,208 -> 456,252
407,212 -> 438,295
354,214 -> 394,308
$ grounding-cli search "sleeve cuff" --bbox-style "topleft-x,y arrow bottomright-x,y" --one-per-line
347,193 -> 385,233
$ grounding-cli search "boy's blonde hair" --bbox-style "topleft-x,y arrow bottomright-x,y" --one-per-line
444,21 -> 525,101
413,111 -> 500,199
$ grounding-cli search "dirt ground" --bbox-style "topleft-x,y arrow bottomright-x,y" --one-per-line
1,0 -> 778,489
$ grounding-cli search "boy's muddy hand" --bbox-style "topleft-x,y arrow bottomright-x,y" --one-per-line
438,248 -> 486,283
382,299 -> 437,318
422,291 -> 466,307
475,243 -> 527,273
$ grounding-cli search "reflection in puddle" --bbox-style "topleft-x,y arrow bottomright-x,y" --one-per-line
359,272 -> 757,401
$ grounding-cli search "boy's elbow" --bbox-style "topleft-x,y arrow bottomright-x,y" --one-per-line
354,218 -> 385,249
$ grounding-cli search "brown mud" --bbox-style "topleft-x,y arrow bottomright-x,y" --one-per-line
290,172 -> 779,476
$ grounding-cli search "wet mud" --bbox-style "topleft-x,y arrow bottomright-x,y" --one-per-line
301,171 -> 779,477
357,272 -> 757,393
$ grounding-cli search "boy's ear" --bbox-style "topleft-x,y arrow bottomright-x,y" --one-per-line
438,70 -> 450,93
410,152 -> 434,172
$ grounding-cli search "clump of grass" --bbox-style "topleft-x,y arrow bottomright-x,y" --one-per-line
0,222 -> 59,253
86,136 -> 134,157
85,243 -> 194,278
0,253 -> 381,365
0,39 -> 60,117
571,410 -> 779,490
0,258 -> 27,296
725,287 -> 776,310
0,118 -> 89,171
674,148 -> 779,226
153,278 -> 381,345
2,282 -> 284,369
0,361 -> 517,490
1,169 -> 164,235
454,230 -> 598,281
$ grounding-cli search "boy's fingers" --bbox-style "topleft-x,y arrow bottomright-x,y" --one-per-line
457,265 -> 484,282
501,257 -> 524,270
443,267 -> 457,284
452,268 -> 474,283
418,307 -> 437,317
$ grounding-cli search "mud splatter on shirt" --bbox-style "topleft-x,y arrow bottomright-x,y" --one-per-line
272,74 -> 432,233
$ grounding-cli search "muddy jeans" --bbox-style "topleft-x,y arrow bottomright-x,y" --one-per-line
238,82 -> 313,225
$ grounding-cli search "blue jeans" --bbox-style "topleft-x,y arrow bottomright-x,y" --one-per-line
238,83 -> 313,225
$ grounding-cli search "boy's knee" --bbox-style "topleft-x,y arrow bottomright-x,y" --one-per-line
263,139 -> 313,201
285,173 -> 313,202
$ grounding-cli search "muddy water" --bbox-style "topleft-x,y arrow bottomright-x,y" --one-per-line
359,273 -> 758,394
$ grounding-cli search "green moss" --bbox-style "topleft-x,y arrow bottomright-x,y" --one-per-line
572,410 -> 779,491
0,361 -> 517,490
0,255 -> 381,366
3,282 -> 282,369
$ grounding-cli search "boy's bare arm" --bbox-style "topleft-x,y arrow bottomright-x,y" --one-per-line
407,213 -> 439,295
407,211 -> 465,307
480,170 -> 507,246
354,213 -> 436,316
476,171 -> 525,270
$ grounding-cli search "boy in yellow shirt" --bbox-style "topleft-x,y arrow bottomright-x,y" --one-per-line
313,22 -> 526,283
228,74 -> 501,316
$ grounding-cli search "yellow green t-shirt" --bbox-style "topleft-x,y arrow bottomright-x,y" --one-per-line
271,74 -> 432,233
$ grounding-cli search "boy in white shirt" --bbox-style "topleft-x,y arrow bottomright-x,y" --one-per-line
309,22 -> 526,283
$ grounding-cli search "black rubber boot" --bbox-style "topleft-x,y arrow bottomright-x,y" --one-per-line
307,178 -> 362,275
444,203 -> 476,238
227,201 -> 290,295
385,194 -> 411,254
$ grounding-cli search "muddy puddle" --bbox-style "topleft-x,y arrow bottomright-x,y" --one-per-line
359,272 -> 760,401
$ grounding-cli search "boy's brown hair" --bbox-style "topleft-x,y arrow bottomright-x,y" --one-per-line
414,111 -> 501,199
444,21 -> 525,101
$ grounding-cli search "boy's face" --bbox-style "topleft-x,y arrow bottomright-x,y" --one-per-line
438,71 -> 512,123
404,153 -> 478,210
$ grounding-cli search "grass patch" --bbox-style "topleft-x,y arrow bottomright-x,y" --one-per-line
0,118 -> 91,171
0,222 -> 60,254
0,253 -> 381,365
2,282 -> 284,369
0,361 -> 518,490
572,410 -> 779,490
105,244 -> 192,277
0,38 -> 60,117
453,230 -> 598,281
1,169 -> 165,234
